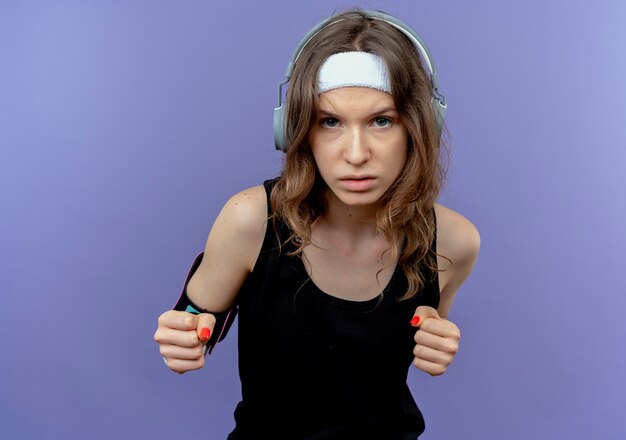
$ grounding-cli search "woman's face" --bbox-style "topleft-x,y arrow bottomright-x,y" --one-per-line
308,87 -> 408,210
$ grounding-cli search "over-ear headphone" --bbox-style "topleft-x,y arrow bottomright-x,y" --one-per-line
273,10 -> 447,152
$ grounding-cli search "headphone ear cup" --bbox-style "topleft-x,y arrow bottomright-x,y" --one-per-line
274,105 -> 287,152
274,11 -> 445,152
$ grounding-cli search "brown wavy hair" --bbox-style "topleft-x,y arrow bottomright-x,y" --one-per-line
270,9 -> 449,300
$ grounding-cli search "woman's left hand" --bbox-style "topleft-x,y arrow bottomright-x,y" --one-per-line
410,305 -> 460,376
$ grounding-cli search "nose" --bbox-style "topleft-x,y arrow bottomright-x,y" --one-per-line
343,127 -> 370,166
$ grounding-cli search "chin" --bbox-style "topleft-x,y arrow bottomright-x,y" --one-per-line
333,189 -> 386,209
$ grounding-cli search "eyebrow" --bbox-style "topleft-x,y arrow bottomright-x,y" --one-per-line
317,106 -> 398,117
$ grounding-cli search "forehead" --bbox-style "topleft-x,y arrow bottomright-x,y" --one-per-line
316,87 -> 396,113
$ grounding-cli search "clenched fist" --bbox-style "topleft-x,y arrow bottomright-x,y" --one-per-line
154,310 -> 216,374
410,305 -> 460,376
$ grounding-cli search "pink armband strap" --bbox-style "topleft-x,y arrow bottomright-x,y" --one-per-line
173,252 -> 238,355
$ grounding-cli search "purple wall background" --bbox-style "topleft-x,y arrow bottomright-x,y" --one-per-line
2,0 -> 625,439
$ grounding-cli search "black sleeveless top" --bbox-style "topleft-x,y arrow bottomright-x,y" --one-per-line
227,179 -> 440,440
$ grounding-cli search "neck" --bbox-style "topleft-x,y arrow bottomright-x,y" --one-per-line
318,190 -> 382,238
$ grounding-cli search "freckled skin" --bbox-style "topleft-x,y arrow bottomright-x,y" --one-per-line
308,87 -> 408,213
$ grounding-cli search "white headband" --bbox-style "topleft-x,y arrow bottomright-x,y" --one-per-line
317,51 -> 392,94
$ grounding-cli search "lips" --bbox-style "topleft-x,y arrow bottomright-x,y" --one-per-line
339,175 -> 375,191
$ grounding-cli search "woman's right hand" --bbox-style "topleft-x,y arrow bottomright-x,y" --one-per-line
154,310 -> 216,374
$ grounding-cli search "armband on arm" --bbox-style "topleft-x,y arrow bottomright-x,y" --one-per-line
173,252 -> 238,355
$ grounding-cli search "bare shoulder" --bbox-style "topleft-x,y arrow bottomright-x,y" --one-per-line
433,203 -> 481,317
186,185 -> 268,312
434,203 -> 481,266
219,184 -> 268,242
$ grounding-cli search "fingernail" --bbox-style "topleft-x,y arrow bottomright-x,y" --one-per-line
410,316 -> 420,327
200,327 -> 211,341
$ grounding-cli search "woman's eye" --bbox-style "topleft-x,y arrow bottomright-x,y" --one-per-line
320,118 -> 339,128
373,117 -> 391,127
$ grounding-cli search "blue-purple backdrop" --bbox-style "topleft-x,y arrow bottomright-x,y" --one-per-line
2,1 -> 625,439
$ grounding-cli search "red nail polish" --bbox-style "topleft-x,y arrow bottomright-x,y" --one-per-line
410,316 -> 420,327
200,327 -> 211,341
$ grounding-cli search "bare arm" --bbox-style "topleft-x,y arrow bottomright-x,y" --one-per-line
434,203 -> 481,318
186,185 -> 268,312
409,204 -> 480,376
154,185 -> 267,373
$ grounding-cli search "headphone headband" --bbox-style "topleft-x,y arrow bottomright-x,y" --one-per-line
274,10 -> 446,151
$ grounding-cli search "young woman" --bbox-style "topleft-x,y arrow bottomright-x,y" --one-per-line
154,9 -> 480,439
